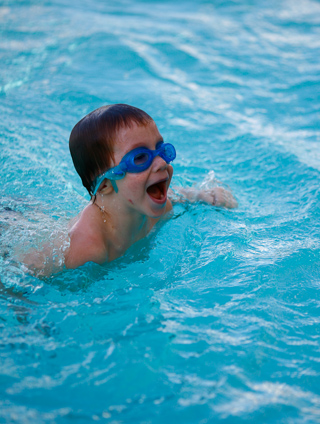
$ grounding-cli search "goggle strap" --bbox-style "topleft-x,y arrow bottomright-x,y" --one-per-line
111,180 -> 119,193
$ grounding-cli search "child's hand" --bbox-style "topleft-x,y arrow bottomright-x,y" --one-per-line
172,186 -> 238,209
196,186 -> 238,209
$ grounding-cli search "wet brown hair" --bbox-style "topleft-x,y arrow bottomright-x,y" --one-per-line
69,104 -> 153,196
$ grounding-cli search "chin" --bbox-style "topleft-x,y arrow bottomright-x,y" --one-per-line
148,204 -> 167,219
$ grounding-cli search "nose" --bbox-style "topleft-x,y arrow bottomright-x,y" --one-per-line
152,155 -> 168,172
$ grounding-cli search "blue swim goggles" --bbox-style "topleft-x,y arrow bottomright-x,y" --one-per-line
92,141 -> 176,194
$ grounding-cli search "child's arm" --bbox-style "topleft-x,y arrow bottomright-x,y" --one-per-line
21,241 -> 64,277
169,186 -> 238,209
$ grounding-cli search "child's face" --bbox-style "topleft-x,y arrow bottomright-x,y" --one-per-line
111,120 -> 173,218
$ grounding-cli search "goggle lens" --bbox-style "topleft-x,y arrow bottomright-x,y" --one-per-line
162,144 -> 176,161
133,152 -> 150,166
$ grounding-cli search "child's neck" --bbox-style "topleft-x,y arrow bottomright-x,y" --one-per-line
92,198 -> 152,256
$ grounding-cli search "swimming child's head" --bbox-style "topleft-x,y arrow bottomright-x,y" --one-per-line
69,104 -> 154,196
70,104 -> 176,218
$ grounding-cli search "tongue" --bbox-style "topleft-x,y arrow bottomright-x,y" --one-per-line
147,183 -> 163,200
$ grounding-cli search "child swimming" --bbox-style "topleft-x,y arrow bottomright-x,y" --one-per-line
65,104 -> 237,269
22,103 -> 237,274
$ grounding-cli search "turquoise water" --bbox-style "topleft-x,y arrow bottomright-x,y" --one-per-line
1,0 -> 320,422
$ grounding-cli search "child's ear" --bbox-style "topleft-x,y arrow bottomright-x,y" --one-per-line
99,180 -> 114,195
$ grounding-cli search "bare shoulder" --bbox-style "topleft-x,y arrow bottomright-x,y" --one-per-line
65,227 -> 108,269
65,206 -> 108,269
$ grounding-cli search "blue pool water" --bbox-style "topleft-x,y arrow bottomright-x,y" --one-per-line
1,0 -> 320,422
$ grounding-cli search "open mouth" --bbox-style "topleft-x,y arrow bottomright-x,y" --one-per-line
146,180 -> 167,202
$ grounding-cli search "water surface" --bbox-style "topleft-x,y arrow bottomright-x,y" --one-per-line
1,0 -> 320,422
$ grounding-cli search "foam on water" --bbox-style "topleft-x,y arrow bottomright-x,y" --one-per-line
1,0 -> 320,422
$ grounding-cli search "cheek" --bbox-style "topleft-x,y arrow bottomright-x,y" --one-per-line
121,174 -> 147,198
168,165 -> 174,182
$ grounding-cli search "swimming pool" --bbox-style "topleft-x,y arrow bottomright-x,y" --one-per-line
1,0 -> 320,422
